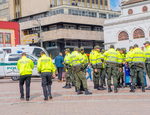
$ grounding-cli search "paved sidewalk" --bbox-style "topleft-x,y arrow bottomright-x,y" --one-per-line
0,77 -> 150,115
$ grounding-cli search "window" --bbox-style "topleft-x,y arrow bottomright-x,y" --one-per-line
32,48 -> 43,58
5,33 -> 11,43
118,31 -> 129,41
49,25 -> 57,30
0,33 -> 3,43
133,29 -> 145,39
26,54 -> 37,62
94,27 -> 103,31
65,40 -> 78,47
105,0 -> 107,6
100,0 -> 103,5
99,13 -> 107,19
92,0 -> 94,4
8,54 -> 21,61
79,26 -> 91,30
64,24 -> 76,29
3,49 -> 11,53
47,41 -> 57,48
81,41 -> 93,48
96,0 -> 98,4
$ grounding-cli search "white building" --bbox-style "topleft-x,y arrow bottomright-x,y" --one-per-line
104,0 -> 150,51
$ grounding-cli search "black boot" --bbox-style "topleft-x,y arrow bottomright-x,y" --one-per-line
146,86 -> 150,90
66,84 -> 71,89
94,83 -> 97,89
72,82 -> 74,86
62,84 -> 67,88
80,84 -> 85,91
104,80 -> 106,86
49,95 -> 52,99
108,86 -> 112,93
130,86 -> 135,92
97,84 -> 106,90
85,89 -> 92,95
114,86 -> 118,93
77,90 -> 83,95
142,86 -> 145,92
75,87 -> 77,92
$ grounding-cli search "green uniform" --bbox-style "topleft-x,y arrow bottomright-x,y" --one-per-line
117,51 -> 124,85
103,48 -> 118,86
17,56 -> 34,76
127,48 -> 146,87
145,45 -> 150,78
70,51 -> 87,90
80,53 -> 89,72
64,52 -> 71,85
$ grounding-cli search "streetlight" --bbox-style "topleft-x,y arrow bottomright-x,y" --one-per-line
33,19 -> 43,47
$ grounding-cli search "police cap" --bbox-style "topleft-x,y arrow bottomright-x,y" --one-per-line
74,47 -> 80,51
80,47 -> 84,50
110,44 -> 114,48
94,45 -> 100,49
129,46 -> 134,49
134,44 -> 138,47
143,41 -> 150,45
116,48 -> 120,51
64,48 -> 70,52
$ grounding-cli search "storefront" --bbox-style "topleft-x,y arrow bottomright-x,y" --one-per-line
0,21 -> 20,47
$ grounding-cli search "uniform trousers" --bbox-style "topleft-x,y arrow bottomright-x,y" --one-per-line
41,72 -> 52,99
19,74 -> 31,98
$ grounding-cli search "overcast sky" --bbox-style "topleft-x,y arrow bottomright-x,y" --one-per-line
110,0 -> 122,11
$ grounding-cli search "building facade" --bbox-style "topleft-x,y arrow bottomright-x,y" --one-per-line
9,0 -> 120,58
104,0 -> 150,51
0,21 -> 20,47
0,0 -> 9,21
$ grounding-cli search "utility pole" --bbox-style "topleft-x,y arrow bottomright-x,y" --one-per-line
33,19 -> 43,47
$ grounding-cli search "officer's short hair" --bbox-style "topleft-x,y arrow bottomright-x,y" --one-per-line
40,51 -> 45,55
21,52 -> 26,56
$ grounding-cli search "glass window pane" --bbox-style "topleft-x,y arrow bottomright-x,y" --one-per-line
0,33 -> 3,43
8,54 -> 21,61
5,33 -> 11,43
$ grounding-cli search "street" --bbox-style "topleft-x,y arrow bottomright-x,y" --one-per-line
0,77 -> 150,115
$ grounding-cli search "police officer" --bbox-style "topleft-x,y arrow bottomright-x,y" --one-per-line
62,48 -> 71,89
37,51 -> 56,101
101,49 -> 106,86
144,41 -> 150,90
80,47 -> 89,91
70,47 -> 92,95
90,46 -> 100,89
103,45 -> 118,93
127,44 -> 145,92
117,48 -> 124,87
17,52 -> 34,101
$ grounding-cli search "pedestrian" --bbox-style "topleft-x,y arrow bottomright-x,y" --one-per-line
70,47 -> 92,95
126,44 -> 145,92
103,45 -> 118,93
17,52 -> 34,101
62,48 -> 71,89
144,41 -> 150,90
37,51 -> 56,101
86,63 -> 92,81
55,52 -> 64,82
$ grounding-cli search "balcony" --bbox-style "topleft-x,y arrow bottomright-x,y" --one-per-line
21,29 -> 104,44
20,14 -> 105,30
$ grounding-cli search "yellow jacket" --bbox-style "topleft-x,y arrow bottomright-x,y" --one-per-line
70,51 -> 84,66
37,55 -> 56,73
17,56 -> 34,76
127,48 -> 146,63
145,45 -> 150,63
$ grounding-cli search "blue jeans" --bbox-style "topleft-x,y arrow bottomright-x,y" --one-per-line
86,72 -> 92,80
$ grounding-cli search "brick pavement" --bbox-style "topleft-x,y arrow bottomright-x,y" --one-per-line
0,77 -> 150,115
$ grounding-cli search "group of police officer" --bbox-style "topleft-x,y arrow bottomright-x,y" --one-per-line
17,40 -> 150,101
62,41 -> 150,94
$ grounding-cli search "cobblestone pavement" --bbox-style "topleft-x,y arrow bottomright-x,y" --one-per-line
0,77 -> 150,115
